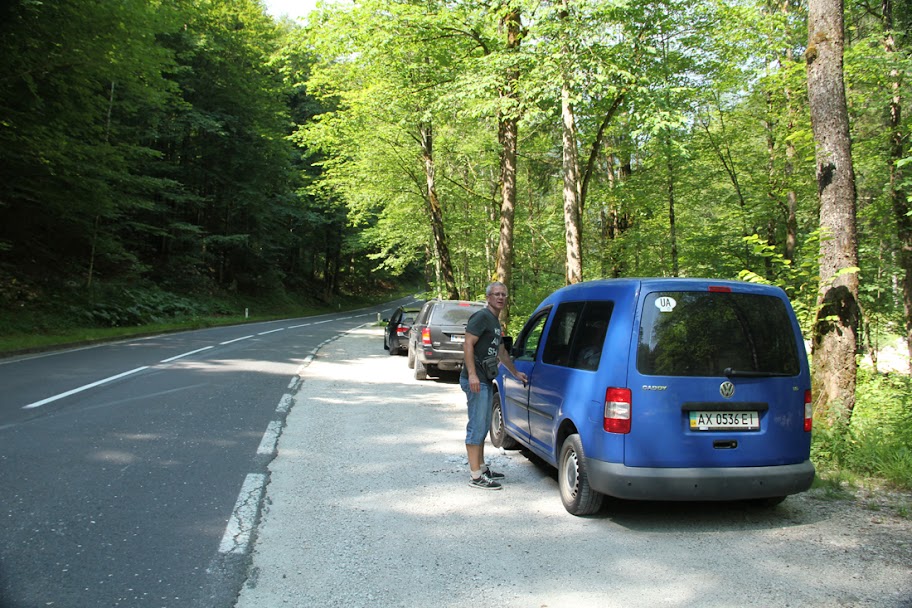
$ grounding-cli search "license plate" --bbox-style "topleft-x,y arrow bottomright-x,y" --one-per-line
689,411 -> 759,431
450,334 -> 464,343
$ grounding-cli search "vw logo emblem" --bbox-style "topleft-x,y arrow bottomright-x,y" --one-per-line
720,382 -> 735,398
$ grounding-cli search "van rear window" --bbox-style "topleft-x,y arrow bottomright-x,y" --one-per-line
636,291 -> 800,377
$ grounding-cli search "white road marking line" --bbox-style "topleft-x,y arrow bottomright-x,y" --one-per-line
220,335 -> 254,345
17,319 -> 368,411
159,346 -> 214,363
218,473 -> 266,555
257,420 -> 282,456
287,323 -> 310,329
21,366 -> 150,410
257,328 -> 285,336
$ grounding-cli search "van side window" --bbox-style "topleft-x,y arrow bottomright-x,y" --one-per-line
540,301 -> 613,370
542,302 -> 584,367
515,312 -> 549,362
570,301 -> 613,371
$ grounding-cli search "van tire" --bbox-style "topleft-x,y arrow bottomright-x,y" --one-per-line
490,395 -> 520,450
558,434 -> 604,516
407,346 -> 415,369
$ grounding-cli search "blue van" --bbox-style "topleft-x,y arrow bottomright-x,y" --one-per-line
491,278 -> 815,515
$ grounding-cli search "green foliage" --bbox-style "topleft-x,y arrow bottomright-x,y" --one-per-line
78,287 -> 204,327
0,0 -> 399,316
738,233 -> 821,335
812,368 -> 912,490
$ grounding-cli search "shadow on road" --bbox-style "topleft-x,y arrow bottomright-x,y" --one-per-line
513,447 -> 822,532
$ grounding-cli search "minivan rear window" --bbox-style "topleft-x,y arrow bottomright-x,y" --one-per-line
636,291 -> 800,377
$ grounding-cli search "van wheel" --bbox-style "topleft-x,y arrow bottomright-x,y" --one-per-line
414,359 -> 427,380
558,434 -> 604,516
490,394 -> 519,450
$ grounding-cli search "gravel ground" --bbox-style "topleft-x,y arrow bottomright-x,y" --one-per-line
235,326 -> 912,608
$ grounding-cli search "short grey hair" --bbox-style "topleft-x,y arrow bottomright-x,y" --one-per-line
485,281 -> 507,296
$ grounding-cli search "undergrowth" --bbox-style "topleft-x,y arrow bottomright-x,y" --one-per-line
0,281 -> 415,355
812,367 -> 912,492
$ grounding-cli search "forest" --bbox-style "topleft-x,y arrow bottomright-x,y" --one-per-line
0,0 -> 910,486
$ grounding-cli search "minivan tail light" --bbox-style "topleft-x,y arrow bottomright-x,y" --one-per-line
804,390 -> 813,432
604,387 -> 631,434
421,327 -> 431,346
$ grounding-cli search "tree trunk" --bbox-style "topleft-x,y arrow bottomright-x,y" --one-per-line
495,5 -> 521,330
781,1 -> 799,263
805,0 -> 860,423
784,59 -> 799,264
666,142 -> 679,277
558,0 -> 583,285
562,83 -> 583,285
420,123 -> 458,299
883,0 -> 912,373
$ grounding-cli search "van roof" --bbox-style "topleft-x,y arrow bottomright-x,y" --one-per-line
539,278 -> 788,306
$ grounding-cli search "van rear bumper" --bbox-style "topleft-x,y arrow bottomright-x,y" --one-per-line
588,460 -> 815,501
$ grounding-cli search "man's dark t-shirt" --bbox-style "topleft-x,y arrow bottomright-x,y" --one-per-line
461,307 -> 502,382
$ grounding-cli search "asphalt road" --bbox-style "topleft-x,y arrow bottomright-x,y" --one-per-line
0,298 -> 419,608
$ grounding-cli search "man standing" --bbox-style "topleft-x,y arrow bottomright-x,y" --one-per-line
461,281 -> 528,490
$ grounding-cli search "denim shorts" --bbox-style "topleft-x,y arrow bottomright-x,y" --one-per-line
460,375 -> 493,445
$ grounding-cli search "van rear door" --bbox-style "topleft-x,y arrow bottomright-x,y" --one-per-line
624,286 -> 811,469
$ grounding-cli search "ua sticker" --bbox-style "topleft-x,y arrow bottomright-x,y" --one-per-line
655,296 -> 676,312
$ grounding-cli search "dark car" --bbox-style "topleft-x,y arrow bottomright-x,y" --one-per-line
408,299 -> 485,380
383,304 -> 422,356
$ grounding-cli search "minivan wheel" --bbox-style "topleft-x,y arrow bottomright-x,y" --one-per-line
414,359 -> 427,380
558,434 -> 604,516
489,395 -> 520,450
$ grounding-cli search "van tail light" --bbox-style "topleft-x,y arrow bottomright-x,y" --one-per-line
421,327 -> 432,346
604,387 -> 631,434
804,390 -> 813,432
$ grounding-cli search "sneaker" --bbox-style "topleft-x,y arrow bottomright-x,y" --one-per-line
469,473 -> 502,490
483,466 -> 505,479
